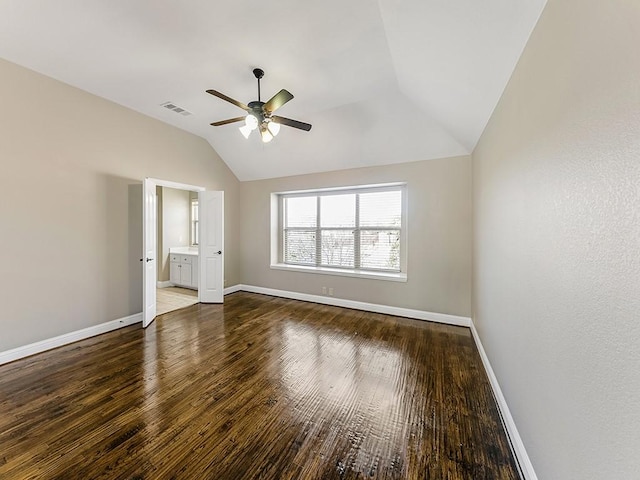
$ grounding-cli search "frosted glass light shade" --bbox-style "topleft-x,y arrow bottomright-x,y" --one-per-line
267,121 -> 280,136
261,128 -> 273,143
245,114 -> 259,130
239,124 -> 252,139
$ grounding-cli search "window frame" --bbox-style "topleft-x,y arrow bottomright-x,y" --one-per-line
190,198 -> 199,246
271,183 -> 407,282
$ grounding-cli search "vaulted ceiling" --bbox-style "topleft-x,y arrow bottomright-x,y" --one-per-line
0,1 -> 546,181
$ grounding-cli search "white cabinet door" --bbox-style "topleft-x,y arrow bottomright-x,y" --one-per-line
169,254 -> 197,289
170,261 -> 181,284
181,262 -> 193,286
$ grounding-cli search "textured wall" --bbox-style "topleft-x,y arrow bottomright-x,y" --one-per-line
240,156 -> 472,317
472,0 -> 640,478
0,58 -> 240,351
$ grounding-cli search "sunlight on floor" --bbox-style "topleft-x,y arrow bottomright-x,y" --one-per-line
156,286 -> 198,315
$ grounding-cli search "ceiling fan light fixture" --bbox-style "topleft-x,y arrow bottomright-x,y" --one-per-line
267,120 -> 280,137
245,114 -> 259,130
239,124 -> 253,139
260,127 -> 274,143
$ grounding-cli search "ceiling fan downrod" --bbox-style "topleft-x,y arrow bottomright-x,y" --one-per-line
253,68 -> 264,102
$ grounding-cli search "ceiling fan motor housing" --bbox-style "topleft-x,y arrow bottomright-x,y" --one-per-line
248,101 -> 266,123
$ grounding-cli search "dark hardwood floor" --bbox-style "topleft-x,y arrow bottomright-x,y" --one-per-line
0,292 -> 519,479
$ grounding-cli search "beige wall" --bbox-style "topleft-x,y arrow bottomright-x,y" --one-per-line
0,57 -> 240,351
472,0 -> 640,478
240,156 -> 472,317
158,187 -> 191,282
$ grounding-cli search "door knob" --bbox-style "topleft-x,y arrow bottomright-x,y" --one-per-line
146,258 -> 154,262
217,251 -> 222,255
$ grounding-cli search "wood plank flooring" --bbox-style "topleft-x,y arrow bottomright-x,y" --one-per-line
0,292 -> 520,479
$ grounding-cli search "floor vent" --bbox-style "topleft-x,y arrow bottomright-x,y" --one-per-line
160,102 -> 192,116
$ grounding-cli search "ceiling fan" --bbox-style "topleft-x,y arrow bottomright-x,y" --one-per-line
207,68 -> 312,143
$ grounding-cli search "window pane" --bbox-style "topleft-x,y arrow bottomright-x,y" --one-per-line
285,230 -> 316,265
321,230 -> 354,267
285,196 -> 317,227
360,230 -> 400,271
360,191 -> 402,227
320,194 -> 355,227
191,200 -> 199,221
192,221 -> 199,245
191,200 -> 199,245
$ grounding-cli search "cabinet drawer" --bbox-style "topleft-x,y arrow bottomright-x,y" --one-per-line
170,254 -> 180,263
181,255 -> 193,264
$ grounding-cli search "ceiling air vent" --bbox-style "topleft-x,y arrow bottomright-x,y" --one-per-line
160,101 -> 192,116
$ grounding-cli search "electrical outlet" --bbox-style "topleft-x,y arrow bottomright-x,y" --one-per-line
322,286 -> 327,295
328,287 -> 334,296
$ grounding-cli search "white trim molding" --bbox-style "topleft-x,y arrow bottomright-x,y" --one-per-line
270,263 -> 408,282
223,284 -> 244,295
0,313 -> 142,366
227,284 -> 470,327
470,320 -> 538,480
157,281 -> 173,288
1,285 -> 247,366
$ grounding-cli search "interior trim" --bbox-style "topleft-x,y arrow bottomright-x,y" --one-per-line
1,286 -> 241,365
270,263 -> 407,282
470,320 -> 538,480
0,312 -> 142,366
230,284 -> 471,327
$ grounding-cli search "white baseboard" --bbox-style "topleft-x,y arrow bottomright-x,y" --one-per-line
0,312 -> 142,366
223,284 -> 243,295
0,284 -> 263,366
228,284 -> 471,327
470,320 -> 538,480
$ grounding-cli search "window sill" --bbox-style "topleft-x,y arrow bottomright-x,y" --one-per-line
270,263 -> 407,282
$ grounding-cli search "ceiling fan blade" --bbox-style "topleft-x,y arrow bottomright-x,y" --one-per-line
272,115 -> 312,132
263,89 -> 294,114
206,89 -> 250,111
210,117 -> 246,127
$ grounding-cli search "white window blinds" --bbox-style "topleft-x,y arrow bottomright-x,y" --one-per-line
282,185 -> 404,272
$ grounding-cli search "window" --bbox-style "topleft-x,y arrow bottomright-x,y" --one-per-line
190,199 -> 199,245
275,184 -> 406,280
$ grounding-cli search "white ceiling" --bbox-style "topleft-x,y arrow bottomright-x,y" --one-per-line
0,0 -> 546,181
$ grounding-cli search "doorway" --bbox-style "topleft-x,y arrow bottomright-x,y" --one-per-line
142,178 -> 224,328
156,186 -> 199,316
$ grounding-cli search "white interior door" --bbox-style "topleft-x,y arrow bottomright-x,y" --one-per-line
142,178 -> 157,327
199,191 -> 224,303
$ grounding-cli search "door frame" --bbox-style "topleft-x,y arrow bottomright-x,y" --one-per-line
143,178 -> 206,328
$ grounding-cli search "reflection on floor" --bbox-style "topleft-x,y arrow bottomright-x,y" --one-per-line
0,292 -> 520,479
156,286 -> 198,315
